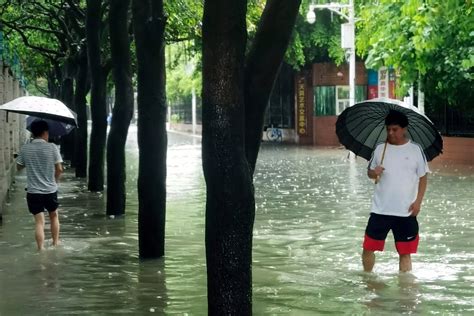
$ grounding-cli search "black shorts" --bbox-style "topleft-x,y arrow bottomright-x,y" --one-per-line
26,192 -> 59,215
363,213 -> 419,254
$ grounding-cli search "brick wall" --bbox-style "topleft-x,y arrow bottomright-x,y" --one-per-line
313,62 -> 368,86
313,116 -> 340,146
0,62 -> 27,218
433,137 -> 474,165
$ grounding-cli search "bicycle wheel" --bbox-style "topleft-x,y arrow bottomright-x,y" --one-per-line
266,128 -> 278,141
276,130 -> 283,141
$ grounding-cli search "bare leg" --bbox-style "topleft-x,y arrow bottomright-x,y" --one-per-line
399,254 -> 412,272
49,210 -> 60,246
362,249 -> 375,272
34,213 -> 45,250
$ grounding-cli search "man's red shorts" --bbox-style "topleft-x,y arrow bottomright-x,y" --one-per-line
363,213 -> 419,255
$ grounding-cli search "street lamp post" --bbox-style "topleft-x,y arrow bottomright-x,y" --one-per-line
307,0 -> 356,106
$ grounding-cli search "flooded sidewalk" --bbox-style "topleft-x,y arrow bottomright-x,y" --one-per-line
1,130 -> 473,314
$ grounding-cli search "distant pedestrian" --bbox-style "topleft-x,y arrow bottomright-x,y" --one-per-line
16,120 -> 63,250
363,110 -> 429,272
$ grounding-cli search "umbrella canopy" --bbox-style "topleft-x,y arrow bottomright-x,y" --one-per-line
336,97 -> 443,161
0,96 -> 77,126
26,116 -> 75,138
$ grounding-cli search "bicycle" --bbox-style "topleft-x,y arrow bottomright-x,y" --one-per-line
265,125 -> 283,142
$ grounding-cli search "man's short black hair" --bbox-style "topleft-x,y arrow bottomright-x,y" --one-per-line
30,120 -> 49,137
385,110 -> 408,128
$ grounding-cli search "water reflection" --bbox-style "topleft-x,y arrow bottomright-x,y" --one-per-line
361,272 -> 422,314
0,130 -> 473,314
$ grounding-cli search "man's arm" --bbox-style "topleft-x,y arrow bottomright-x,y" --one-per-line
409,174 -> 428,216
55,163 -> 63,183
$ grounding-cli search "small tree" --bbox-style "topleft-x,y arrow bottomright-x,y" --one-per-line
106,0 -> 134,216
132,0 -> 168,258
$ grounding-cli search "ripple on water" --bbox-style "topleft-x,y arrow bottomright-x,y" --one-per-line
1,141 -> 473,314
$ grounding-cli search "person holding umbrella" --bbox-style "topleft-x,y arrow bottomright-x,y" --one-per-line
362,110 -> 429,272
16,120 -> 63,250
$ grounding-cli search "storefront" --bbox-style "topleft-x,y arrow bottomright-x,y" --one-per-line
295,62 -> 368,146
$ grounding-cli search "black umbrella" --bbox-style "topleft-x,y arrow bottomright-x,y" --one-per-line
26,116 -> 75,138
336,98 -> 443,161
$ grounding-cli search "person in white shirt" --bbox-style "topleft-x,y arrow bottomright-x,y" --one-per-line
363,110 -> 429,272
16,120 -> 63,250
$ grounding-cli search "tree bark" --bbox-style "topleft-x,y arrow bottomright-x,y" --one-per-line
86,0 -> 108,192
202,0 -> 254,314
132,0 -> 167,258
106,0 -> 134,216
60,58 -> 76,163
202,0 -> 301,313
244,0 -> 302,175
74,48 -> 89,178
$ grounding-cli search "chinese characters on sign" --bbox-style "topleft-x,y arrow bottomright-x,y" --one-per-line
297,77 -> 307,136
389,69 -> 396,99
378,67 -> 389,98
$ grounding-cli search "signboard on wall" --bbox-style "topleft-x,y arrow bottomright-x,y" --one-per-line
389,69 -> 396,99
378,67 -> 389,98
297,76 -> 307,136
367,69 -> 378,99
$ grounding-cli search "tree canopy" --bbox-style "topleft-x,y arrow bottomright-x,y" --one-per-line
357,0 -> 473,108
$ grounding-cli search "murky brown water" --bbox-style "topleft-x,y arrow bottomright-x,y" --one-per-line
1,127 -> 473,314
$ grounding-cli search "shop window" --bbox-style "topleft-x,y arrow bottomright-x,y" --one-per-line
336,85 -> 350,115
314,85 -> 367,116
314,86 -> 336,116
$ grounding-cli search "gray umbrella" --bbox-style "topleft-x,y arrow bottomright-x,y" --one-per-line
0,96 -> 77,126
336,97 -> 443,161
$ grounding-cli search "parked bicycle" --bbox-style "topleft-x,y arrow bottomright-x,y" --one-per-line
265,125 -> 283,142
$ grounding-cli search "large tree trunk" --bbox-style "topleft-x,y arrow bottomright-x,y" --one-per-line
132,0 -> 167,258
86,0 -> 108,192
244,0 -> 302,174
202,0 -> 254,314
49,64 -> 62,99
60,59 -> 76,163
202,0 -> 301,313
106,0 -> 134,216
74,48 -> 89,178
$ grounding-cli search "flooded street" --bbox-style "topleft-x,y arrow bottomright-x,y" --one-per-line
1,126 -> 473,315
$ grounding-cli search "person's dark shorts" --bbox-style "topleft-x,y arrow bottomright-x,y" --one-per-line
26,192 -> 59,215
363,213 -> 419,255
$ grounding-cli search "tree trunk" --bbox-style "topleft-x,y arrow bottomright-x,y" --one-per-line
74,48 -> 89,178
202,0 -> 301,313
86,0 -> 108,192
132,0 -> 167,258
49,64 -> 62,99
106,0 -> 134,216
60,59 -> 76,163
202,0 -> 254,314
244,0 -> 302,175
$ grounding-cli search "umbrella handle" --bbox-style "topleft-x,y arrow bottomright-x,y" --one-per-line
375,140 -> 388,184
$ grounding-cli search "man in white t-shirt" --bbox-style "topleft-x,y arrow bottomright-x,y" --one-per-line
16,120 -> 63,250
363,110 -> 429,272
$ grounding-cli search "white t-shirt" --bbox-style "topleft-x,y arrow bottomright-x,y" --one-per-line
369,140 -> 430,217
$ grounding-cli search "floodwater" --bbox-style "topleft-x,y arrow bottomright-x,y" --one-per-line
1,126 -> 473,315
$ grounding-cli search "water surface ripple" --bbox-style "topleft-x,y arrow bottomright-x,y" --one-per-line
1,129 -> 473,315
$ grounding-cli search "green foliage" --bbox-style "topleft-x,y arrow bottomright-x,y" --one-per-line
285,0 -> 347,70
357,0 -> 473,108
0,0 -> 88,95
165,0 -> 203,42
166,42 -> 201,104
